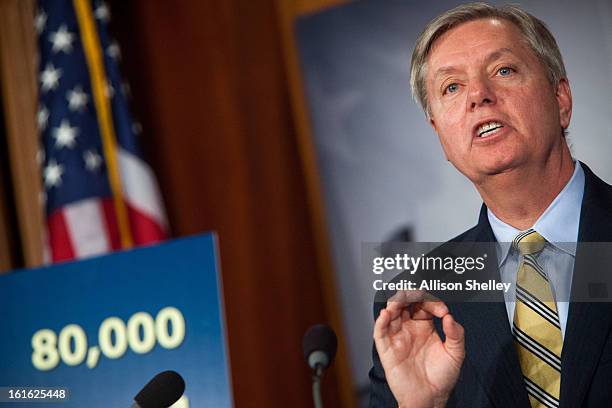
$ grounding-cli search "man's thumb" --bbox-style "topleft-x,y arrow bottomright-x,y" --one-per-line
442,314 -> 465,361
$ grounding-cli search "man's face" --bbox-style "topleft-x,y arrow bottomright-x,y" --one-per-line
425,18 -> 572,183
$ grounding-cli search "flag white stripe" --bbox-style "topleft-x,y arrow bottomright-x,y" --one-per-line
117,148 -> 167,229
64,199 -> 111,258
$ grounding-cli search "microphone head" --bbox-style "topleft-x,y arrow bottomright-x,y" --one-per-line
302,324 -> 338,370
134,370 -> 185,408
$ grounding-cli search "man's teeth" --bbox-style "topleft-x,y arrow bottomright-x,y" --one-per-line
477,121 -> 504,137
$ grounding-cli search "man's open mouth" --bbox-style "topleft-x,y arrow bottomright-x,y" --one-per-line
476,121 -> 504,137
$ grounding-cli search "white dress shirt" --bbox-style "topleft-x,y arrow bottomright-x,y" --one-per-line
487,162 -> 585,339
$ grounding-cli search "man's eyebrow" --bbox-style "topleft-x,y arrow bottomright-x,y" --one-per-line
484,47 -> 515,64
432,66 -> 460,80
432,48 -> 517,81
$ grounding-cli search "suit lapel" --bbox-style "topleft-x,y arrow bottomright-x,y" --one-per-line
560,163 -> 612,407
452,206 -> 530,407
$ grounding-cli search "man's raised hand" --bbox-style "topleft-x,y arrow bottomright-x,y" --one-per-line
373,290 -> 465,408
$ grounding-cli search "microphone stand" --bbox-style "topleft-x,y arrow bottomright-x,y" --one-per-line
311,364 -> 324,408
303,324 -> 337,408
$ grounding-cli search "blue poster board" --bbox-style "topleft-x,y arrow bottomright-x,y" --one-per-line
0,233 -> 232,407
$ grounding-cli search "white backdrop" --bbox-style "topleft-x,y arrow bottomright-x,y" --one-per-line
296,0 -> 612,403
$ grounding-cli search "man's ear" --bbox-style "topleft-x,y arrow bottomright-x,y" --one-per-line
556,78 -> 572,131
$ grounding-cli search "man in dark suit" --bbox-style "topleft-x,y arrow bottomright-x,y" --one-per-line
369,3 -> 612,407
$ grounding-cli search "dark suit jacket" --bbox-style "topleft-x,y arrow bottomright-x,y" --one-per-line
369,163 -> 612,407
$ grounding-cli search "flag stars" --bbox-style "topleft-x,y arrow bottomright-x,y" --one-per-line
40,63 -> 62,92
44,159 -> 64,188
107,41 -> 121,60
49,24 -> 75,54
53,120 -> 79,148
35,9 -> 47,34
67,85 -> 89,112
83,149 -> 103,172
95,2 -> 110,23
37,105 -> 49,130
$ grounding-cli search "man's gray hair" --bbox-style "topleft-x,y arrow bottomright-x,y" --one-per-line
410,2 -> 567,117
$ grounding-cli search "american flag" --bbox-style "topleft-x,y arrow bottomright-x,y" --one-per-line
36,0 -> 168,262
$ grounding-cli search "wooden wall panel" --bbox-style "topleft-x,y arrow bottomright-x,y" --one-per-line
0,0 -> 44,269
109,1 -> 353,406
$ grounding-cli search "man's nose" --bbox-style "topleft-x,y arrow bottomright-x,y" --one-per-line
468,78 -> 496,110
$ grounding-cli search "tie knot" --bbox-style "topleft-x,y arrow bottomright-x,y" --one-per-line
512,229 -> 546,255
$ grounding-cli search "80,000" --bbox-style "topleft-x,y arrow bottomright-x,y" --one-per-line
31,306 -> 185,371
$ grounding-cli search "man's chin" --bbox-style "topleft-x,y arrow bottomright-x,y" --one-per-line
461,161 -> 521,184
479,155 -> 523,175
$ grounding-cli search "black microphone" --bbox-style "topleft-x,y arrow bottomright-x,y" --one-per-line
302,324 -> 338,408
131,370 -> 185,408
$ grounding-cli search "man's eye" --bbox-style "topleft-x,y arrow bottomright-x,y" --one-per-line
498,67 -> 514,76
446,83 -> 459,94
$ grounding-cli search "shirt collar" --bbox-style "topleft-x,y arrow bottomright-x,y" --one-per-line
487,161 -> 585,266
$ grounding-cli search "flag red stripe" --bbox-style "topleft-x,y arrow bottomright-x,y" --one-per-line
126,203 -> 167,245
101,198 -> 122,250
47,210 -> 76,262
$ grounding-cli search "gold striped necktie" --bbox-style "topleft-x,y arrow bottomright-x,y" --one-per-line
512,229 -> 562,408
